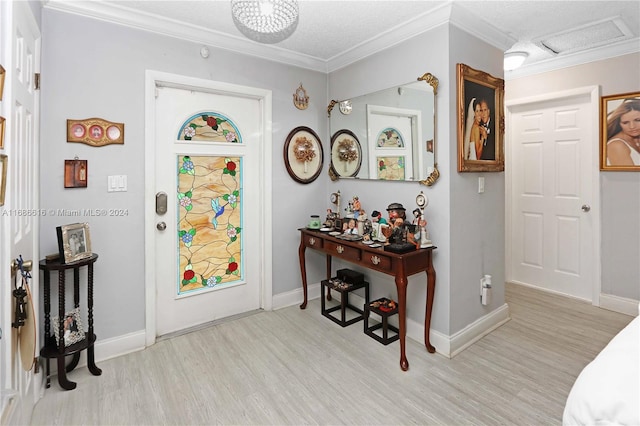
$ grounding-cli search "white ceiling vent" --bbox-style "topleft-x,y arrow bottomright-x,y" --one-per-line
536,17 -> 632,55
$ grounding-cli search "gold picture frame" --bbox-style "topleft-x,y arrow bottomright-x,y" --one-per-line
0,64 -> 5,101
457,63 -> 505,172
0,116 -> 5,149
0,154 -> 7,206
600,92 -> 640,171
67,118 -> 124,147
56,222 -> 92,263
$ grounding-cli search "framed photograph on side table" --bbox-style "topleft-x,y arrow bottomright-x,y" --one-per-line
600,92 -> 640,171
56,222 -> 92,263
456,63 -> 505,172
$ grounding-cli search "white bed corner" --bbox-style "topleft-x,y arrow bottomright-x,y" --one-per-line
563,306 -> 640,425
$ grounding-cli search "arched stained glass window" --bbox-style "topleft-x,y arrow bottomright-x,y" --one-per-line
177,112 -> 242,143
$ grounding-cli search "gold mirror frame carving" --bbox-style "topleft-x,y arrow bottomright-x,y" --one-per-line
328,72 -> 440,186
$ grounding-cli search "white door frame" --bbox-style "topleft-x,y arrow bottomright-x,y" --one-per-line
143,70 -> 273,346
505,86 -> 600,305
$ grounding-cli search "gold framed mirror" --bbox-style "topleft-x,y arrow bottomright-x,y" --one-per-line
328,72 -> 439,186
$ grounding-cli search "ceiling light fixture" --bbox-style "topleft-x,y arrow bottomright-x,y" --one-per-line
504,51 -> 529,71
231,0 -> 299,44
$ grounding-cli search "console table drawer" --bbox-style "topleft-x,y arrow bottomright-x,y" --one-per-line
363,251 -> 392,271
325,241 -> 361,261
303,235 -> 324,249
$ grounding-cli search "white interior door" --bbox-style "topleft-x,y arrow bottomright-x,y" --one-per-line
0,1 -> 41,424
151,81 -> 267,337
507,88 -> 599,301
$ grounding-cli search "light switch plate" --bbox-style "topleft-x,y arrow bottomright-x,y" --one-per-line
108,175 -> 128,192
478,177 -> 485,193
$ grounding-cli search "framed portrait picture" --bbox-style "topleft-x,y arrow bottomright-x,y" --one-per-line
283,126 -> 324,184
53,307 -> 85,347
0,64 -> 5,101
66,118 -> 124,147
0,154 -> 6,206
56,222 -> 92,263
0,116 -> 5,149
329,129 -> 362,179
456,63 -> 505,172
600,92 -> 640,171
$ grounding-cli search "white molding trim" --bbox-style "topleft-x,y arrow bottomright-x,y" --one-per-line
43,0 -> 638,76
506,38 -> 640,80
599,293 -> 639,317
144,70 -> 273,347
449,304 -> 511,358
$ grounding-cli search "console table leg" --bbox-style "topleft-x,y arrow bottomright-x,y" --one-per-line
298,241 -> 308,309
396,273 -> 409,371
57,356 -> 77,390
326,254 -> 332,301
424,256 -> 436,353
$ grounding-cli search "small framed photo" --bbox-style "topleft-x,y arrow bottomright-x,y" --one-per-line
600,92 -> 640,171
64,158 -> 88,188
53,307 -> 85,347
0,154 -> 7,206
56,222 -> 92,263
0,116 -> 5,149
329,129 -> 362,179
456,63 -> 505,172
283,126 -> 324,184
0,64 -> 5,101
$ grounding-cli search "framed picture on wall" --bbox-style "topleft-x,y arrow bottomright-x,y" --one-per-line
600,92 -> 640,171
456,63 -> 505,172
283,126 -> 324,184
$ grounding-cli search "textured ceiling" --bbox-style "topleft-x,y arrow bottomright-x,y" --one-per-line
45,0 -> 640,75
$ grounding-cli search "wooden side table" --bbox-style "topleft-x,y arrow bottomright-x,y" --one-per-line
39,253 -> 102,390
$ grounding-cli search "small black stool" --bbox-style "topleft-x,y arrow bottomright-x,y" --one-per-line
321,278 -> 369,327
364,298 -> 399,345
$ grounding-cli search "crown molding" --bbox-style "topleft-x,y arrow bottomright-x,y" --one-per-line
43,0 -> 328,72
506,37 -> 640,80
325,2 -> 453,73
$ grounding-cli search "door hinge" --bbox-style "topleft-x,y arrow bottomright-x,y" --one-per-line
34,73 -> 40,90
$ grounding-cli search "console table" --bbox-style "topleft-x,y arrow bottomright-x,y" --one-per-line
298,229 -> 436,371
39,253 -> 102,390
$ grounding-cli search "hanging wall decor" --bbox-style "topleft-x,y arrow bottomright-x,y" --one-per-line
293,83 -> 309,110
0,154 -> 6,206
67,118 -> 124,147
0,64 -> 5,100
600,91 -> 640,171
284,126 -> 323,183
64,158 -> 88,188
0,116 -> 5,149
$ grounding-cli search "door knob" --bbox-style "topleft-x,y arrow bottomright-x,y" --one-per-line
156,222 -> 167,231
581,204 -> 591,212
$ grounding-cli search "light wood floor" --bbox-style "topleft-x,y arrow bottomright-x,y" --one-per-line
30,283 -> 633,425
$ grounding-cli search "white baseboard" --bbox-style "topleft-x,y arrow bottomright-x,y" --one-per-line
599,293 -> 639,317
448,304 -> 511,358
275,284 -> 510,359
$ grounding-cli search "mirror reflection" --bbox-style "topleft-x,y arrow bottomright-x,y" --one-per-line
328,73 -> 439,186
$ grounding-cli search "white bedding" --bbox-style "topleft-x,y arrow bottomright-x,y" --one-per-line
563,314 -> 640,425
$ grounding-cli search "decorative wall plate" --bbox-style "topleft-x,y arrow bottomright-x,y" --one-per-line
329,129 -> 362,178
283,126 -> 323,184
67,118 -> 124,147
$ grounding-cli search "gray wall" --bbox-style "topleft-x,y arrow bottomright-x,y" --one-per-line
328,24 -> 507,336
40,9 -> 328,340
506,53 -> 640,301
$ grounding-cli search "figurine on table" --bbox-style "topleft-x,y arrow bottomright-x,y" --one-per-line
324,208 -> 337,229
382,202 -> 409,244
